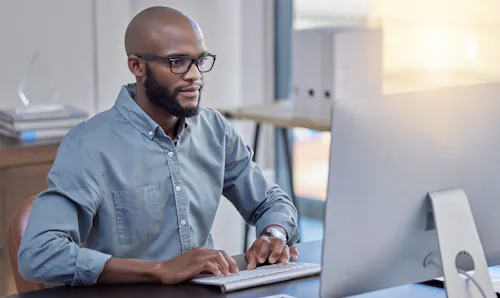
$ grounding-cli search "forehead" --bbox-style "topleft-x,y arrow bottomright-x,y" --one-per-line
150,24 -> 207,57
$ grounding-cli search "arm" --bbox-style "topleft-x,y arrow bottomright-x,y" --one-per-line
99,247 -> 240,284
18,136 -> 111,286
221,119 -> 299,245
97,258 -> 160,284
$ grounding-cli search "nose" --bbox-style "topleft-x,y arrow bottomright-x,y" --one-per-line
183,62 -> 202,81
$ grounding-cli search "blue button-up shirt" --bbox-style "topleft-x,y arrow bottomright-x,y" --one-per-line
17,84 -> 299,286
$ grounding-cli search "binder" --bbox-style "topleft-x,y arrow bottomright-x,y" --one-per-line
332,28 -> 383,101
292,27 -> 383,122
320,28 -> 335,123
292,29 -> 323,121
291,30 -> 308,120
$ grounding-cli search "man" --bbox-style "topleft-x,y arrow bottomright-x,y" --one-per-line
18,6 -> 299,286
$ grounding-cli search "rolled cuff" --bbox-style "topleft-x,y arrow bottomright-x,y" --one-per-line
71,247 -> 112,286
256,212 -> 299,245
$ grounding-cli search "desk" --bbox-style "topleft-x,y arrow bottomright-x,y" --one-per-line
217,101 -> 330,132
2,240 -> 447,298
0,139 -> 60,296
217,102 -> 330,248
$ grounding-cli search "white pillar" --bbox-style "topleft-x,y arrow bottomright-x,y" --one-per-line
93,0 -> 134,112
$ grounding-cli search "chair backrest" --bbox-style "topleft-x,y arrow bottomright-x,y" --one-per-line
7,196 -> 46,294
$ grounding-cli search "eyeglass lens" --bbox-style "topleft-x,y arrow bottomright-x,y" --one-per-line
170,56 -> 215,74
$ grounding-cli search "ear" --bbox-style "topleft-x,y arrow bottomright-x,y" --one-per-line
127,55 -> 145,77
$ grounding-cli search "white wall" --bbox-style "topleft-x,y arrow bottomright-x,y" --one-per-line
0,1 -> 96,113
94,1 -> 135,112
240,0 -> 276,169
1,0 -> 275,256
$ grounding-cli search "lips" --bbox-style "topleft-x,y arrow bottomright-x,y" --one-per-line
181,86 -> 199,92
179,86 -> 200,98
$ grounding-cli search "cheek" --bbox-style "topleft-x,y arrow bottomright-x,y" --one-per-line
155,66 -> 181,93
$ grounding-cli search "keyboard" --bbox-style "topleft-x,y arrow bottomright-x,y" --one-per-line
190,262 -> 321,293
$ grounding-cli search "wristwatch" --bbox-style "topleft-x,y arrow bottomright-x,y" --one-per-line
263,227 -> 287,242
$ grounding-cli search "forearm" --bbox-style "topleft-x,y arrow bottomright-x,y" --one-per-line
19,238 -> 111,286
18,194 -> 110,286
97,258 -> 161,284
254,196 -> 300,245
222,131 -> 299,243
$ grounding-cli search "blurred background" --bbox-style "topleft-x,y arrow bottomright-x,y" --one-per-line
291,0 -> 500,245
1,0 -> 500,295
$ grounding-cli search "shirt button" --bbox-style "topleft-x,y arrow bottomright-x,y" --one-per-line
180,219 -> 187,226
168,152 -> 174,158
175,185 -> 182,192
148,131 -> 154,137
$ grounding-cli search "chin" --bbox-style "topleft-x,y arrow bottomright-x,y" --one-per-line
180,102 -> 199,110
177,96 -> 199,106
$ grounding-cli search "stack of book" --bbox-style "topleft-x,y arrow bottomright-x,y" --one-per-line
0,104 -> 88,143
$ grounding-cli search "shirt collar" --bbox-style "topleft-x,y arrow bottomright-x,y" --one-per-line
114,83 -> 188,140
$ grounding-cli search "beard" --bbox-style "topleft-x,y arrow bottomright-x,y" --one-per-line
143,64 -> 201,118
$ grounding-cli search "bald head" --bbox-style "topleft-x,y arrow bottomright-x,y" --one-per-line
125,6 -> 204,56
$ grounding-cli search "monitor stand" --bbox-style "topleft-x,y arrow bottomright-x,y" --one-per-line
427,188 -> 496,298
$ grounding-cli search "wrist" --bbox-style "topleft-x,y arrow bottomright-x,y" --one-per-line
261,225 -> 288,242
150,260 -> 168,283
98,258 -> 167,285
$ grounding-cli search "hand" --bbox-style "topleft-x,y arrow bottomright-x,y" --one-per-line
153,247 -> 239,284
245,235 -> 299,270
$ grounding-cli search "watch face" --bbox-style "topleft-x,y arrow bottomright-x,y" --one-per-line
268,228 -> 286,241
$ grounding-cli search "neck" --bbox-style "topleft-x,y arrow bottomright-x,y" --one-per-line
134,87 -> 179,139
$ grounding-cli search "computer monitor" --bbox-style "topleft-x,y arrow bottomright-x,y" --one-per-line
320,82 -> 500,298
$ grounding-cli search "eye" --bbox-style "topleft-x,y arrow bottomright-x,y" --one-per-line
198,56 -> 209,66
170,57 -> 190,67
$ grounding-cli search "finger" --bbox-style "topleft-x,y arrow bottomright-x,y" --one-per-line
200,250 -> 221,262
220,250 -> 239,274
203,261 -> 222,276
215,251 -> 231,276
246,251 -> 258,270
200,251 -> 225,270
258,239 -> 271,264
200,262 -> 221,275
268,240 -> 286,264
290,246 -> 299,261
279,245 -> 290,265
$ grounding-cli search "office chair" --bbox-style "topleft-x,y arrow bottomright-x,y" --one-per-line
7,195 -> 46,294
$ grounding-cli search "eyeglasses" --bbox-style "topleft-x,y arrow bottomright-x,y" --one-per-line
135,53 -> 216,74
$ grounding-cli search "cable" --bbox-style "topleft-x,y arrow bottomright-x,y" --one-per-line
458,269 -> 488,298
425,254 -> 488,298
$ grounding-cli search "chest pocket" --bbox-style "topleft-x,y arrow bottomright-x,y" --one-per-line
112,184 -> 163,244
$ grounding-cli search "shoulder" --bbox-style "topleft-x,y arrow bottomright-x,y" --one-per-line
67,108 -> 121,142
190,107 -> 236,135
55,108 -> 123,164
188,107 -> 239,151
197,107 -> 232,126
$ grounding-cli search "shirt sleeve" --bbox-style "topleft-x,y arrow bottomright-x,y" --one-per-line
18,135 -> 111,286
219,114 -> 299,245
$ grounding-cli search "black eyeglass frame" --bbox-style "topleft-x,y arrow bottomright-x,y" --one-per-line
135,53 -> 217,74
